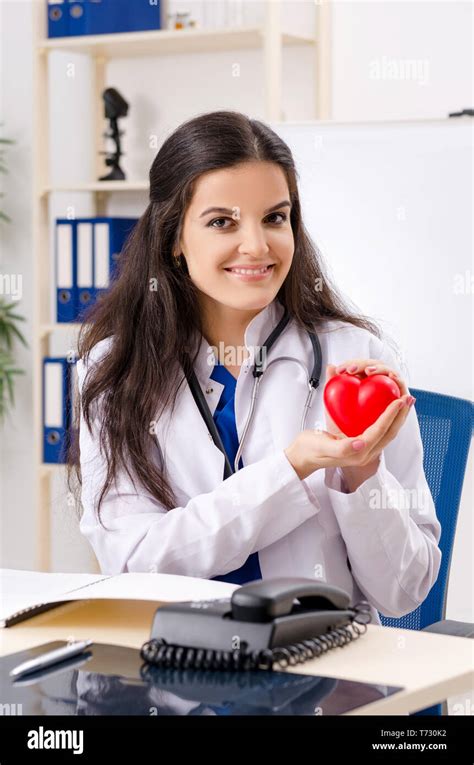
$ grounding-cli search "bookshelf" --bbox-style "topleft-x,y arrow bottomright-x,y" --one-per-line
31,0 -> 332,570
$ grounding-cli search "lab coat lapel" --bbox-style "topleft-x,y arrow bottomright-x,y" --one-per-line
153,377 -> 226,498
152,299 -> 311,497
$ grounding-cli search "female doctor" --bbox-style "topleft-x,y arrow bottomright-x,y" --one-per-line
70,110 -> 442,626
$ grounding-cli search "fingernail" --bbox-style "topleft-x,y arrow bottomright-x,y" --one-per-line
407,396 -> 416,406
352,440 -> 365,450
348,365 -> 357,373
366,366 -> 377,372
337,366 -> 346,373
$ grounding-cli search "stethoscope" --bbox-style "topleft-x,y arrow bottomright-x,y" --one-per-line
186,307 -> 323,480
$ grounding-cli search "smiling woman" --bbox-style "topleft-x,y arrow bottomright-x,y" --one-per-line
66,110 -> 441,621
68,109 -> 382,524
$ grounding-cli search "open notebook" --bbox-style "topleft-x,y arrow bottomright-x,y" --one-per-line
0,569 -> 239,628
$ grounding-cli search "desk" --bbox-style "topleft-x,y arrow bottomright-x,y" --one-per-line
1,599 -> 472,716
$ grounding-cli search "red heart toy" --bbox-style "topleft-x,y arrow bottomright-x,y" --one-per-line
323,372 -> 401,437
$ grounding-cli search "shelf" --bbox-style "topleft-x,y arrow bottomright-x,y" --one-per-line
42,181 -> 149,196
40,464 -> 65,476
38,26 -> 315,58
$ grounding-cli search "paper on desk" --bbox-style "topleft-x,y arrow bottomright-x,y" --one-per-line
0,569 -> 238,627
0,569 -> 110,626
56,572 -> 239,603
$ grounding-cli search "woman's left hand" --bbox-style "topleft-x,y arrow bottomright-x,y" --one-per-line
324,359 -> 415,491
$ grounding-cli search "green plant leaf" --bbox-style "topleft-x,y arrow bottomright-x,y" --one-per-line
6,374 -> 15,404
0,300 -> 22,310
7,324 -> 28,347
0,130 -> 27,423
0,330 -> 12,351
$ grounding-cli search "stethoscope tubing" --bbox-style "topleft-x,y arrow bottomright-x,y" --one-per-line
186,308 -> 322,479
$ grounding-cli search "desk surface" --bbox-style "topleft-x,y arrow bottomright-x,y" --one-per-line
1,599 -> 472,716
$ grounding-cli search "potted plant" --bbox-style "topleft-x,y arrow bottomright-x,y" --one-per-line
0,128 -> 28,423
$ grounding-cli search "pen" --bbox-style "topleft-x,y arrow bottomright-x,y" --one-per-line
11,652 -> 93,686
9,639 -> 94,679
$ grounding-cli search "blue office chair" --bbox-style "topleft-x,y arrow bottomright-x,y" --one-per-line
378,388 -> 474,715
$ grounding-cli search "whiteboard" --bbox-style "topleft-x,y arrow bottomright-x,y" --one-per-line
271,120 -> 472,400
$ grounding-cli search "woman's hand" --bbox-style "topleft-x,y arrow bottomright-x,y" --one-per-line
284,359 -> 415,484
325,359 -> 415,491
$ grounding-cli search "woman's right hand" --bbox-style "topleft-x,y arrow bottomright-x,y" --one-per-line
283,395 -> 409,481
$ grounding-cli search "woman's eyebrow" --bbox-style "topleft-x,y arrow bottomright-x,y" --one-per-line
199,200 -> 291,218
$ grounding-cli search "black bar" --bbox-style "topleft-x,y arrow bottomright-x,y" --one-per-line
0,713 -> 472,762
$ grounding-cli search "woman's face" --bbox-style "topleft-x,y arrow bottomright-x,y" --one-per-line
179,161 -> 294,314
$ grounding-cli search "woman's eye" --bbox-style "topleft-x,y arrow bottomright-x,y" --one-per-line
266,212 -> 287,224
208,212 -> 287,229
209,217 -> 231,229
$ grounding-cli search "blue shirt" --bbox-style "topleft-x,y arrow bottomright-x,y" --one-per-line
209,363 -> 262,585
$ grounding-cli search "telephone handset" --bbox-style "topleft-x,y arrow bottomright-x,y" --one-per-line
140,578 -> 372,673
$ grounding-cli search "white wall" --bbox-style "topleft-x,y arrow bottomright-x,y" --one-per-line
331,0 -> 473,120
0,0 -> 471,633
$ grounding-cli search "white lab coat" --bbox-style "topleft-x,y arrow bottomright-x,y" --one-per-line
77,299 -> 442,626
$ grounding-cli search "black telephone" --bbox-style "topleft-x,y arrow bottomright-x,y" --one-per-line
140,578 -> 372,673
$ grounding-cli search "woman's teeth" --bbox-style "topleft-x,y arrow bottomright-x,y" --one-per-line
227,265 -> 272,274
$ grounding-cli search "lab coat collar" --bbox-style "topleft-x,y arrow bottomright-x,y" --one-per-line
244,298 -> 287,355
192,298 -> 287,386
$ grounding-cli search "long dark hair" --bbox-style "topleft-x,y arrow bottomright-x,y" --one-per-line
67,109 -> 383,525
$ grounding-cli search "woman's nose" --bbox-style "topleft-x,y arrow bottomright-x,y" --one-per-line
237,223 -> 270,256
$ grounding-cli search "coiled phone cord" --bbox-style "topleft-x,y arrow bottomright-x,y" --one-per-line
140,600 -> 372,675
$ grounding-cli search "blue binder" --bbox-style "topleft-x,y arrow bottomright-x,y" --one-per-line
55,219 -> 77,323
43,357 -> 71,464
55,217 -> 138,323
91,217 -> 138,308
67,0 -> 161,37
76,220 -> 94,321
67,1 -> 87,36
47,1 -> 70,38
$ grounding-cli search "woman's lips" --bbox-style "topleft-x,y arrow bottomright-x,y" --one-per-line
223,264 -> 275,282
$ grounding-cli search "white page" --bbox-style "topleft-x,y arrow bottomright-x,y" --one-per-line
55,572 -> 239,603
0,569 -> 109,624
